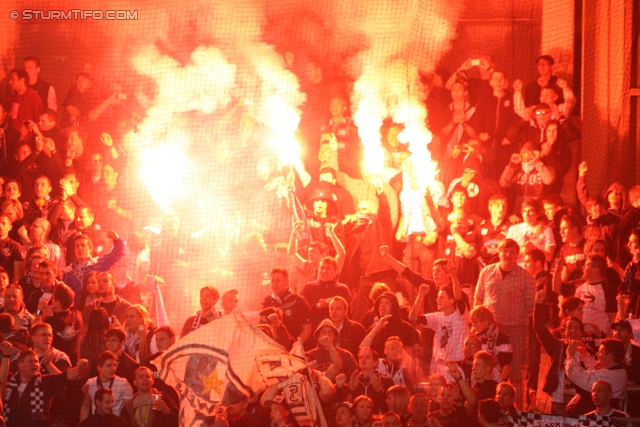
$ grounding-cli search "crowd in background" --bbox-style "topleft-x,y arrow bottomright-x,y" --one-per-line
0,49 -> 638,427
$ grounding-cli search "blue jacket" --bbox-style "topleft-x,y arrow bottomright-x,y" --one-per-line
63,237 -> 126,306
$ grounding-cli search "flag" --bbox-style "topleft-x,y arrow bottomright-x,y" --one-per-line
506,411 -> 624,427
152,309 -> 309,427
273,339 -> 328,427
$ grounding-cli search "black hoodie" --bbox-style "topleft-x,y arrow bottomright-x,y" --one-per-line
367,292 -> 420,356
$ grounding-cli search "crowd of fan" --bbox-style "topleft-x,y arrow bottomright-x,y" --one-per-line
0,51 -> 638,427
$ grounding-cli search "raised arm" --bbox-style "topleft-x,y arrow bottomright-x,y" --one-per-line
576,162 -> 590,208
446,261 -> 463,301
327,223 -> 346,272
379,245 -> 408,274
287,220 -> 306,266
360,315 -> 391,349
409,285 -> 430,325
318,336 -> 343,381
425,188 -> 446,232
79,392 -> 92,422
446,359 -> 476,413
66,359 -> 88,382
292,157 -> 311,188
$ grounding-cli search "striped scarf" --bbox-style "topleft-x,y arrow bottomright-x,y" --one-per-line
3,373 -> 44,423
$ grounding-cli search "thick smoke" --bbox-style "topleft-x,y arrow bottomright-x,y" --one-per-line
17,0 -> 465,314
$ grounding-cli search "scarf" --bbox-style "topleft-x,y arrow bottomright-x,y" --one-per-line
3,373 -> 44,423
16,305 -> 32,330
191,310 -> 221,331
271,289 -> 293,306
477,323 -> 500,354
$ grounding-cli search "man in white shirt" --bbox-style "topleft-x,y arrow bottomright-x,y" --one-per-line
505,199 -> 555,266
564,339 -> 627,415
80,350 -> 133,421
573,256 -> 617,335
418,268 -> 468,376
475,238 -> 537,409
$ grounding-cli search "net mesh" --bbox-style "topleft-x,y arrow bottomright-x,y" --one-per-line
0,0 -> 583,317
0,0 -> 636,424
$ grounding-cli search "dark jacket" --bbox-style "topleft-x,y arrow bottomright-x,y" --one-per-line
341,192 -> 394,283
309,319 -> 358,378
617,206 -> 640,266
533,302 -> 567,397
625,343 -> 640,385
77,412 -> 129,427
301,279 -> 352,331
336,318 -> 366,358
367,292 -> 420,356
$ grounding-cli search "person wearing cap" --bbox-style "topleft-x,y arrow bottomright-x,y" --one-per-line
445,174 -> 484,228
308,318 -> 357,380
445,153 -> 499,220
299,166 -> 355,221
523,55 -> 565,108
304,187 -> 345,255
611,319 -> 640,384
334,401 -> 356,427
513,102 -> 580,153
263,395 -> 293,427
499,142 -> 556,215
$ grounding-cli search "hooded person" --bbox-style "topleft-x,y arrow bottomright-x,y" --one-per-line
605,183 -> 627,218
304,188 -> 345,255
308,318 -> 358,379
576,160 -> 627,218
499,141 -> 556,214
366,292 -> 420,356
